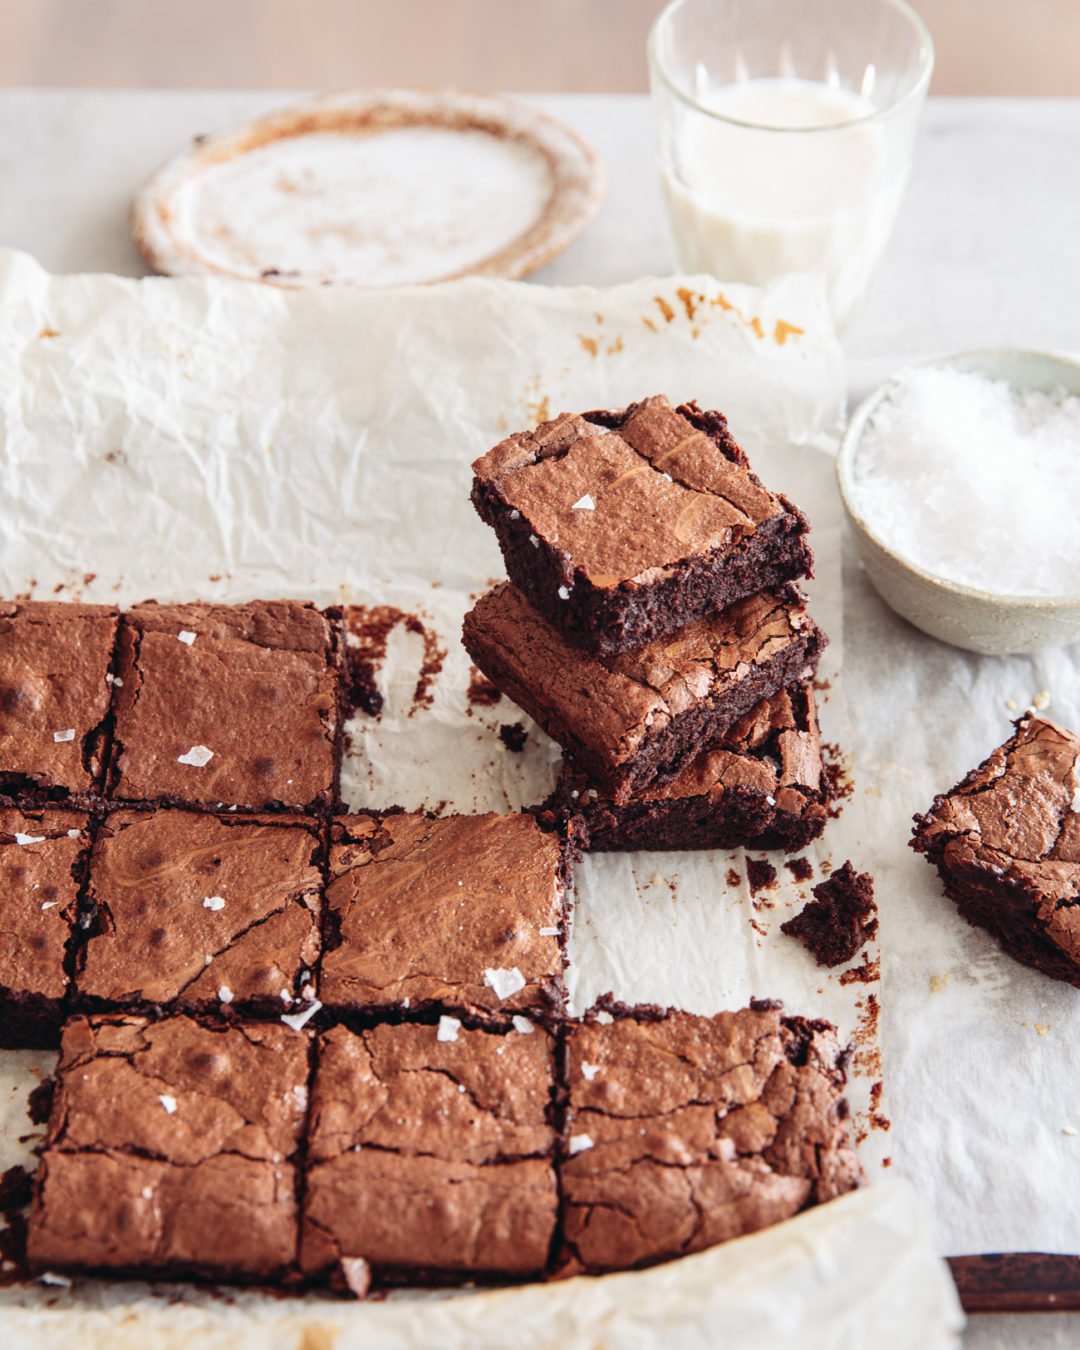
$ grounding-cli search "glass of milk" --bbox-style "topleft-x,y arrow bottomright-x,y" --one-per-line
648,0 -> 934,329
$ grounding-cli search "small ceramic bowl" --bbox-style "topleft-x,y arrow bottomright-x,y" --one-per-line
836,348 -> 1080,656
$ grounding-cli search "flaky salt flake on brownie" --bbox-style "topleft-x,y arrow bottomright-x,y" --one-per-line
781,862 -> 877,966
911,714 -> 1080,987
470,395 -> 812,654
464,581 -> 826,804
557,1000 -> 863,1276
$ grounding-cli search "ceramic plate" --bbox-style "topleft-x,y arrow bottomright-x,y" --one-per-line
131,89 -> 606,288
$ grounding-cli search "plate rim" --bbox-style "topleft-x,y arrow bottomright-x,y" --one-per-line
130,87 -> 607,289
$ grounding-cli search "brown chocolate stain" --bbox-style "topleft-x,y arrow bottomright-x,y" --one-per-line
676,287 -> 699,321
345,606 -> 446,719
773,320 -> 804,345
725,868 -> 741,888
37,327 -> 59,340
466,665 -> 501,711
654,295 -> 675,323
578,334 -> 598,357
641,317 -> 658,333
607,336 -> 624,355
750,917 -> 767,937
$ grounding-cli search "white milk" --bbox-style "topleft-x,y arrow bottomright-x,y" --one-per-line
661,78 -> 907,327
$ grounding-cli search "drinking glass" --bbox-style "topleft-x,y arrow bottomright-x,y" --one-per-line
648,0 -> 934,328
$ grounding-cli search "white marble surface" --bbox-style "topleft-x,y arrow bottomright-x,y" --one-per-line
0,88 -> 1076,1347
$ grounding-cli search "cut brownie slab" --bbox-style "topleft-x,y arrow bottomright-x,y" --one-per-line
463,581 -> 825,804
0,806 -> 91,1047
75,809 -> 322,1016
320,812 -> 569,1020
301,1020 -> 558,1282
0,602 -> 118,798
108,600 -> 342,812
911,714 -> 1080,986
546,687 -> 828,853
471,396 -> 812,654
27,1013 -> 310,1281
558,1001 -> 863,1276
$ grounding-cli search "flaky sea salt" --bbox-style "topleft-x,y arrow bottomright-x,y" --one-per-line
484,967 -> 526,1000
572,493 -> 595,510
281,999 -> 322,1032
202,895 -> 225,911
568,1133 -> 594,1154
14,834 -> 44,846
159,1095 -> 177,1114
178,744 -> 213,767
177,630 -> 197,645
52,728 -> 75,743
853,366 -> 1080,595
511,1015 -> 535,1034
581,1062 -> 600,1081
437,1014 -> 461,1042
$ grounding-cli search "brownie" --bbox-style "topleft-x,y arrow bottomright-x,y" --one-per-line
75,809 -> 323,1016
558,1002 -> 863,1276
301,1020 -> 558,1281
463,581 -> 826,804
321,812 -> 569,1020
545,687 -> 828,853
470,396 -> 812,655
0,806 -> 91,1047
27,1013 -> 310,1281
0,602 -> 119,798
782,862 -> 877,966
911,715 -> 1080,986
107,600 -> 342,812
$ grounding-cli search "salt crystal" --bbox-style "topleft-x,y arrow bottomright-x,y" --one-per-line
53,728 -> 75,743
511,1015 -> 535,1034
67,829 -> 80,838
178,744 -> 213,767
41,901 -> 58,911
572,493 -> 595,510
853,366 -> 1080,595
557,585 -> 570,600
539,926 -> 559,937
581,1062 -> 600,1081
218,985 -> 233,1004
159,1095 -> 177,1114
529,534 -> 540,548
177,630 -> 197,645
484,967 -> 526,1000
202,895 -> 225,911
568,1133 -> 594,1155
281,999 -> 321,1032
14,834 -> 44,846
40,1272 -> 72,1287
437,1014 -> 461,1042
510,509 -> 520,520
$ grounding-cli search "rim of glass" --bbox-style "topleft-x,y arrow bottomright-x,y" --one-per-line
647,0 -> 935,133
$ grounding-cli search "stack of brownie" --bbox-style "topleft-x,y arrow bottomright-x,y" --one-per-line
0,590 -> 862,1289
463,395 -> 831,852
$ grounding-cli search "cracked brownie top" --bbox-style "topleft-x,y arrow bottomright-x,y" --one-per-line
76,809 -> 322,1013
43,1013 -> 311,1165
0,601 -> 119,796
108,599 -> 341,811
911,714 -> 1080,980
320,812 -> 568,1018
559,1003 -> 862,1275
472,396 -> 797,586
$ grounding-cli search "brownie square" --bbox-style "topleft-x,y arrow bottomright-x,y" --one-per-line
0,602 -> 118,798
0,805 -> 90,1048
911,714 -> 1080,986
301,1020 -> 558,1281
547,687 -> 828,853
558,1002 -> 863,1275
27,1013 -> 310,1281
463,581 -> 825,804
470,396 -> 812,655
107,600 -> 342,812
320,812 -> 569,1020
75,809 -> 323,1016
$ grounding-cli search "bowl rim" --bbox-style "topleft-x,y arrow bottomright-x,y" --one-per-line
836,347 -> 1080,610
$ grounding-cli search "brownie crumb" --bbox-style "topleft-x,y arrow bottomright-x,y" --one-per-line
0,1165 -> 33,1212
782,861 -> 877,967
785,857 -> 814,882
27,1078 -> 55,1125
498,722 -> 527,752
725,868 -> 741,888
746,859 -> 778,896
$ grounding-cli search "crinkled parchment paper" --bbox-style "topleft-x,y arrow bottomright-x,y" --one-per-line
0,248 -> 959,1341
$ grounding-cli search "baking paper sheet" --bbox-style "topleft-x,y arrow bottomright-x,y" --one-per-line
0,247 -> 959,1339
